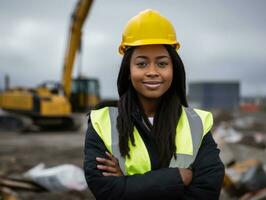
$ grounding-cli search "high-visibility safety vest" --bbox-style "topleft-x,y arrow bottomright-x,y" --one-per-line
90,106 -> 213,175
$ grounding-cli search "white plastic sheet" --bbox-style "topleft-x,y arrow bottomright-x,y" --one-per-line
24,163 -> 88,192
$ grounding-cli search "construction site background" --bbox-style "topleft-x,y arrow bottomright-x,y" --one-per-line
1,104 -> 266,200
1,0 -> 266,199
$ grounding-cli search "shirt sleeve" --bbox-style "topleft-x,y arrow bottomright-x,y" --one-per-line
83,121 -> 185,200
182,132 -> 225,200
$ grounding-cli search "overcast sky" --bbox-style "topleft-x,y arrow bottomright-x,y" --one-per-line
0,0 -> 266,98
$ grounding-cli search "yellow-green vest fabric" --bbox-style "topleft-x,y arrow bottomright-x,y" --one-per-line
90,106 -> 213,175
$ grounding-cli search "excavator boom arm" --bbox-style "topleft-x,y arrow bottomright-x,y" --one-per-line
62,0 -> 93,98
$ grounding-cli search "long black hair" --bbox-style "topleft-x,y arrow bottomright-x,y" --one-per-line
117,45 -> 188,167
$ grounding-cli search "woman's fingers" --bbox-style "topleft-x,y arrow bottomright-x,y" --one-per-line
102,172 -> 118,176
96,152 -> 124,176
105,151 -> 119,163
105,151 -> 113,159
96,157 -> 116,167
97,164 -> 117,173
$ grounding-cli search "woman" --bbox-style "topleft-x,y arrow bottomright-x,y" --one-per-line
84,9 -> 224,200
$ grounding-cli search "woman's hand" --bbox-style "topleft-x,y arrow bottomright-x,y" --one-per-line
178,168 -> 193,186
96,151 -> 124,177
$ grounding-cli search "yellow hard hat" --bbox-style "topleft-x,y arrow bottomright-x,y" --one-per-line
119,9 -> 180,55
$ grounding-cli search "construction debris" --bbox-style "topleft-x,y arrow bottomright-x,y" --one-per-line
0,176 -> 44,200
0,176 -> 43,191
224,160 -> 266,196
24,163 -> 87,192
240,188 -> 266,200
214,122 -> 266,149
0,187 -> 18,200
0,130 -> 94,200
213,111 -> 266,200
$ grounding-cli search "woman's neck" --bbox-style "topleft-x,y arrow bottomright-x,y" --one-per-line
138,95 -> 160,117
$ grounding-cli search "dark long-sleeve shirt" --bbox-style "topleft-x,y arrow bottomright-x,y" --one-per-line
84,111 -> 225,200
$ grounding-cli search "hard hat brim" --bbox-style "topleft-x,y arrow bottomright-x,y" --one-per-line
119,40 -> 180,55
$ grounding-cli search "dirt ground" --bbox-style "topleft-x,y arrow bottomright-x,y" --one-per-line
0,129 -> 96,200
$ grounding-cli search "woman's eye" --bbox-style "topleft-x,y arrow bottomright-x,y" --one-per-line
157,62 -> 168,68
136,62 -> 147,68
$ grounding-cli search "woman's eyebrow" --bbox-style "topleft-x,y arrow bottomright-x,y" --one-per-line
135,55 -> 169,59
156,56 -> 169,59
135,56 -> 148,59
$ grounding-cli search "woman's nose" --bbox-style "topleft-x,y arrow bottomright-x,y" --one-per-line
145,64 -> 159,77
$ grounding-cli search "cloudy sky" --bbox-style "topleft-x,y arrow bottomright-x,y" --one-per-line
0,0 -> 265,98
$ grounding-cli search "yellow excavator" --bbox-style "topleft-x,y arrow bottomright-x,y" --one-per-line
0,0 -> 99,131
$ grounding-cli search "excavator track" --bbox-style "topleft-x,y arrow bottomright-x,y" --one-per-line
34,115 -> 82,131
0,110 -> 33,132
0,109 -> 84,132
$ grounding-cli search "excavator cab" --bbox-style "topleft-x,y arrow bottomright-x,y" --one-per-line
70,77 -> 99,112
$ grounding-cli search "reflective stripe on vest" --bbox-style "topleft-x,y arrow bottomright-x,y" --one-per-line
109,107 -> 126,174
169,107 -> 203,168
90,106 -> 213,175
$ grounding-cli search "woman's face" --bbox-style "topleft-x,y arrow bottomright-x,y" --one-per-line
130,44 -> 173,101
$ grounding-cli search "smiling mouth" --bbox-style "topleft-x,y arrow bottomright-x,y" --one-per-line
142,81 -> 163,89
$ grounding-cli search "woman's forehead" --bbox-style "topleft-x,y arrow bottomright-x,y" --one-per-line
132,45 -> 169,58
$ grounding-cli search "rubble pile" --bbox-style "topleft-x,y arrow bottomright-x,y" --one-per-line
0,132 -> 95,200
214,111 -> 266,200
0,163 -> 88,200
